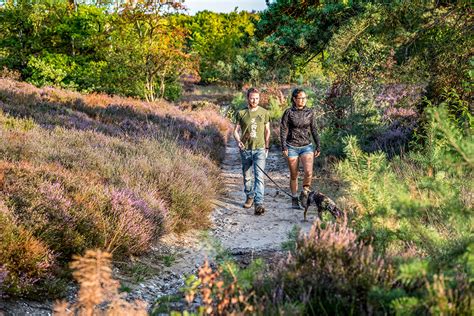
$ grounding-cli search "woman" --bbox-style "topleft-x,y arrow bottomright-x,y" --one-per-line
280,88 -> 320,209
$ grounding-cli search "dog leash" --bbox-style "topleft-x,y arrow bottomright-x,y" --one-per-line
255,163 -> 295,198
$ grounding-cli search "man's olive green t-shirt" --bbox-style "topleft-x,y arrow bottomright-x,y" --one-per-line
236,106 -> 270,150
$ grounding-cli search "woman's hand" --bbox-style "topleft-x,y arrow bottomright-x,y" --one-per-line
283,150 -> 289,158
238,141 -> 245,149
314,150 -> 320,158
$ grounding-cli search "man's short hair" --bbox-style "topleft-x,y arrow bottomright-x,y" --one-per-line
246,87 -> 260,98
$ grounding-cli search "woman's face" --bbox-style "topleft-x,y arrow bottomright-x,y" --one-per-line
294,92 -> 307,109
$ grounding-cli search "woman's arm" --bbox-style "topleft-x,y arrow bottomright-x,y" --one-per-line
310,111 -> 321,155
280,109 -> 290,154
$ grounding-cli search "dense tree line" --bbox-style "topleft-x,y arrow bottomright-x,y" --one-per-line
0,0 -> 256,100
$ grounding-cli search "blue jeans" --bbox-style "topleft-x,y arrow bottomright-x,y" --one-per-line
240,148 -> 266,205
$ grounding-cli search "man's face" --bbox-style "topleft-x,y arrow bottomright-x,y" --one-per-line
247,93 -> 260,108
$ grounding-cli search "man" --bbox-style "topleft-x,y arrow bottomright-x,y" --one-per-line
233,88 -> 270,215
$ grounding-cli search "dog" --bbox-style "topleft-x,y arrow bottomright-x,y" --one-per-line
299,190 -> 343,221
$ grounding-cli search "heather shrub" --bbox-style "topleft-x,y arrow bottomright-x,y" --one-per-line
265,220 -> 395,314
0,80 -> 225,234
0,161 -> 163,258
0,123 -> 218,233
178,220 -> 395,315
0,78 -> 230,162
0,67 -> 21,81
0,201 -> 56,297
0,159 -> 167,296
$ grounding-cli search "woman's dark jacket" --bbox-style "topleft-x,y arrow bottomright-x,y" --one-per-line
280,106 -> 320,152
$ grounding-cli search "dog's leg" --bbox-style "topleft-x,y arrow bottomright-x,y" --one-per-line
316,207 -> 322,220
300,190 -> 310,222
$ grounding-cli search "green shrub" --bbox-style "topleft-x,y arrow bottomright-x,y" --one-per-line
267,96 -> 283,121
27,53 -> 77,89
163,80 -> 183,102
337,95 -> 473,260
226,92 -> 247,123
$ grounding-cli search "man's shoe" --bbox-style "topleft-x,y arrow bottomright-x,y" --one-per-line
292,196 -> 302,209
254,204 -> 265,215
243,196 -> 254,208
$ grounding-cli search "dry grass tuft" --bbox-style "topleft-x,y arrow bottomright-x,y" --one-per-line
54,249 -> 147,316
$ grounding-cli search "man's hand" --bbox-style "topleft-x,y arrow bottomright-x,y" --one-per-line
314,150 -> 320,158
265,148 -> 269,158
283,150 -> 289,158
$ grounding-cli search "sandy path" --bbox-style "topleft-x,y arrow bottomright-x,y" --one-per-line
210,138 -> 313,252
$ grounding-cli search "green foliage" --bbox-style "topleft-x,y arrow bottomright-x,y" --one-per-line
337,93 -> 473,264
267,96 -> 283,121
255,1 -> 364,83
27,53 -> 72,87
0,1 -> 109,85
318,92 -> 383,157
163,79 -> 183,101
391,297 -> 421,316
226,92 -> 247,123
255,1 -> 472,101
281,225 -> 300,252
397,260 -> 428,288
0,1 -> 191,100
176,11 -> 257,85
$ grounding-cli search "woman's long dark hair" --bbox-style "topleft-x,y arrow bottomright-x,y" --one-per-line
291,88 -> 305,108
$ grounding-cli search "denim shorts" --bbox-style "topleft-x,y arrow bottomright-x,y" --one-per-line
287,144 -> 314,158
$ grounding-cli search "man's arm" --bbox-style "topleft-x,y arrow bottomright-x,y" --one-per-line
233,124 -> 245,149
264,122 -> 270,149
264,121 -> 271,158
